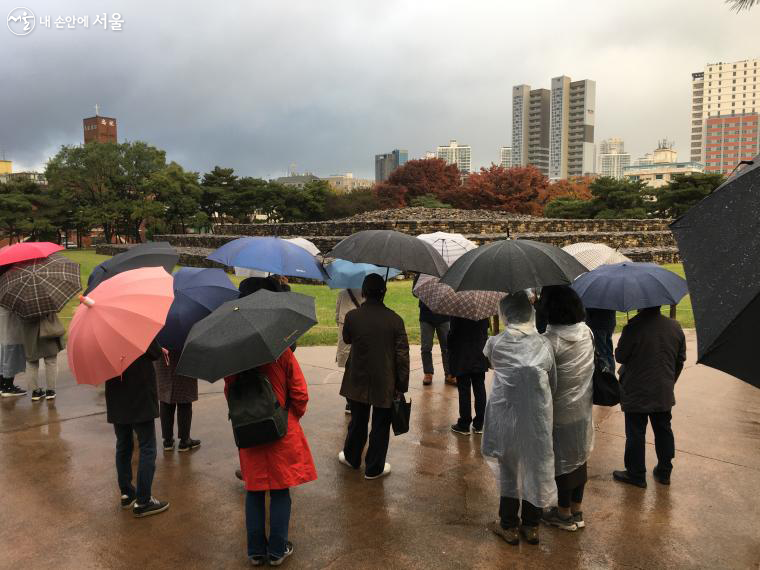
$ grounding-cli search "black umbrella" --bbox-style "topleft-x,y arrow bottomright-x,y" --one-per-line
175,289 -> 317,381
327,230 -> 448,277
85,242 -> 179,294
670,155 -> 760,388
441,239 -> 587,293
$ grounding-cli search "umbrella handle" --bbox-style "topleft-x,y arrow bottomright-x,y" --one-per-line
79,295 -> 95,307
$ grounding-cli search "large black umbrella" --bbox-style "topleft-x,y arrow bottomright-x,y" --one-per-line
86,242 -> 179,294
175,289 -> 317,381
441,239 -> 587,293
670,155 -> 760,388
327,230 -> 448,277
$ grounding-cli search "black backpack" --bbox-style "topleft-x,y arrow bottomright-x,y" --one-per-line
227,369 -> 288,448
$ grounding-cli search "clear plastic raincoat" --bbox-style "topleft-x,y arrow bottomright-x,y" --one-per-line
543,323 -> 595,476
481,294 -> 558,508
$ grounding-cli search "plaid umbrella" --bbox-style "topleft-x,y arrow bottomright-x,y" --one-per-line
0,256 -> 81,319
562,242 -> 631,271
413,274 -> 505,320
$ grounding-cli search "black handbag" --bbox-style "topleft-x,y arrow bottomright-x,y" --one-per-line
592,351 -> 620,407
391,393 -> 411,436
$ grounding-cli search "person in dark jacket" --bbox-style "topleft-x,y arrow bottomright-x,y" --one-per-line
155,349 -> 200,452
612,307 -> 686,488
586,308 -> 617,372
449,316 -> 490,436
105,339 -> 169,517
413,275 -> 453,386
338,273 -> 410,480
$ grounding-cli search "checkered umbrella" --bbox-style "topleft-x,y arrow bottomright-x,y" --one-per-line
0,256 -> 81,319
562,242 -> 631,271
413,274 -> 506,321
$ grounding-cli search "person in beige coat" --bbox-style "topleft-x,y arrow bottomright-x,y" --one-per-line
22,313 -> 65,401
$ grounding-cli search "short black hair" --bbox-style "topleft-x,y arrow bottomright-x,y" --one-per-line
540,285 -> 586,326
362,273 -> 386,301
238,276 -> 283,298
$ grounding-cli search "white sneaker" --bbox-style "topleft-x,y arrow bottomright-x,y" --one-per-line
338,451 -> 354,468
365,463 -> 391,480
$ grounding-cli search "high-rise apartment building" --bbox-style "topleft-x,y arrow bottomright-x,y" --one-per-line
436,140 -> 471,175
513,76 -> 595,179
374,149 -> 408,182
597,137 -> 631,179
83,106 -> 117,144
690,58 -> 759,173
499,146 -> 513,169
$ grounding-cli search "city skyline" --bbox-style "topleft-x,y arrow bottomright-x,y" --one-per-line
2,0 -> 758,179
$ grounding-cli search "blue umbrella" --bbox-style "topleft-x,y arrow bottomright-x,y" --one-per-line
572,262 -> 688,312
325,259 -> 402,289
157,268 -> 239,351
207,237 -> 327,281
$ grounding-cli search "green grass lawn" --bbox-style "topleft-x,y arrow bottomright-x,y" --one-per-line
59,250 -> 694,346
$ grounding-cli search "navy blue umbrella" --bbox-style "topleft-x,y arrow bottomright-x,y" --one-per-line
157,268 -> 239,351
207,237 -> 327,281
572,262 -> 688,312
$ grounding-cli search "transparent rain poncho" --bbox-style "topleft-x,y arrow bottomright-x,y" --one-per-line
481,292 -> 558,508
543,323 -> 595,476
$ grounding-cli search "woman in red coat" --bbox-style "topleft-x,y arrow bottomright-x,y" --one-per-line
224,348 -> 317,566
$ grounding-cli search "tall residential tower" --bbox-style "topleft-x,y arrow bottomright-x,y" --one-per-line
436,140 -> 471,175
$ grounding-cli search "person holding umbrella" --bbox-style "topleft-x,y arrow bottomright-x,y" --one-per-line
613,306 -> 686,488
0,306 -> 27,397
338,273 -> 410,480
21,313 -> 65,401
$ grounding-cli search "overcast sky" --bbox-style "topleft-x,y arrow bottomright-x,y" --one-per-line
2,0 -> 758,179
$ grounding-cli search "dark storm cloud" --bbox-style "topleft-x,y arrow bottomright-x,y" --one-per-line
2,0 -> 758,177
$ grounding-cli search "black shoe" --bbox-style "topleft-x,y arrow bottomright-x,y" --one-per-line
269,542 -> 293,566
613,470 -> 647,488
133,497 -> 170,518
249,554 -> 267,566
31,389 -> 46,401
653,467 -> 671,485
45,390 -> 56,400
120,494 -> 136,509
178,438 -> 201,452
163,439 -> 175,451
472,425 -> 484,435
1,384 -> 27,397
235,469 -> 244,481
450,423 -> 471,436
344,403 -> 351,415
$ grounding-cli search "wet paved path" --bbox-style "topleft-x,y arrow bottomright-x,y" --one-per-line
2,331 -> 759,569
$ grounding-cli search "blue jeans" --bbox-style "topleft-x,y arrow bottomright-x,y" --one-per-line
591,327 -> 615,372
246,489 -> 291,558
113,421 -> 157,505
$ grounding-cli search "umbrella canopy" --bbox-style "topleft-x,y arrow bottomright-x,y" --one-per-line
413,274 -> 505,320
0,242 -> 64,267
208,237 -> 327,281
234,237 -> 320,277
416,232 -> 478,266
324,259 -> 402,289
86,242 -> 178,294
156,268 -> 239,351
571,262 -> 688,312
327,230 -> 448,277
0,256 -> 81,319
562,242 -> 631,271
176,289 -> 317,382
441,239 -> 587,293
67,266 -> 174,386
671,155 -> 760,388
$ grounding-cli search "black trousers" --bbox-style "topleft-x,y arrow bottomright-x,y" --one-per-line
499,497 -> 542,528
160,402 -> 193,442
624,410 -> 675,479
343,400 -> 392,477
455,372 -> 486,430
557,484 -> 585,508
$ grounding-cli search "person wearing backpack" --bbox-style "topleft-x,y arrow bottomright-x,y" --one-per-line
224,348 -> 317,567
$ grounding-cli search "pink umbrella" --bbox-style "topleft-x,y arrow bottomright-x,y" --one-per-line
67,266 -> 174,386
0,242 -> 64,266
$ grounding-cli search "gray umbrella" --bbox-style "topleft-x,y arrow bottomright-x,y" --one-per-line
327,230 -> 448,277
86,242 -> 179,294
441,239 -> 588,293
175,289 -> 317,381
670,154 -> 760,389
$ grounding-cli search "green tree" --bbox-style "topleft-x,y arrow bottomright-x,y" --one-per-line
543,196 -> 595,219
200,166 -> 237,225
323,187 -> 380,219
148,162 -> 207,234
646,172 -> 724,218
409,193 -> 452,209
588,176 -> 649,219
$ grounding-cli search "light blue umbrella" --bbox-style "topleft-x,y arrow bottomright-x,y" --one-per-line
325,259 -> 401,289
207,237 -> 327,281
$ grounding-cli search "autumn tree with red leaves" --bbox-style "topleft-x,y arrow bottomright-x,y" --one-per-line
447,164 -> 548,215
374,158 -> 461,208
538,176 -> 593,210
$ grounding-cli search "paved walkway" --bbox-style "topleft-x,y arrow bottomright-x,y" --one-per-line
1,332 -> 759,569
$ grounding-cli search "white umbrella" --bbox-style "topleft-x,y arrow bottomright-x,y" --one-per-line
234,237 -> 320,277
562,242 -> 631,272
416,232 -> 477,266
